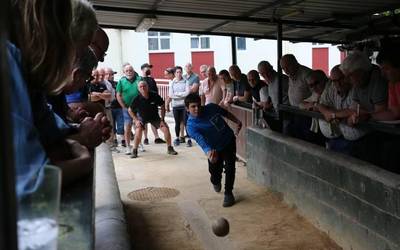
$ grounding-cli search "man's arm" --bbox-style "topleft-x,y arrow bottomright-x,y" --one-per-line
160,105 -> 166,120
236,90 -> 251,102
190,83 -> 199,94
116,92 -> 126,109
371,106 -> 400,121
222,109 -> 242,135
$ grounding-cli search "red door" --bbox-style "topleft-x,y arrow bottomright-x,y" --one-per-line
312,48 -> 329,75
191,51 -> 214,75
149,52 -> 175,79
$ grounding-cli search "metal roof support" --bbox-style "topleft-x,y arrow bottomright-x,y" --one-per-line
231,36 -> 237,65
0,3 -> 18,248
93,5 -> 354,30
277,21 -> 283,120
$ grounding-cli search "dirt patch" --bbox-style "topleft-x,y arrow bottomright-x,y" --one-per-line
199,190 -> 342,250
124,201 -> 203,250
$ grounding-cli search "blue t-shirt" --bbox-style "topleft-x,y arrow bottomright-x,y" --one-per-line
8,42 -> 47,197
187,103 -> 234,154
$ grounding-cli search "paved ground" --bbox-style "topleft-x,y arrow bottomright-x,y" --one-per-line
112,117 -> 341,250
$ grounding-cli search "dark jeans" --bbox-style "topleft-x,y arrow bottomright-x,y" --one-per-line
111,108 -> 124,135
327,137 -> 354,155
172,106 -> 186,138
208,137 -> 236,195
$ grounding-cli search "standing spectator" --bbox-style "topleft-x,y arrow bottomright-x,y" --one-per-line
169,66 -> 190,146
257,60 -> 289,131
247,70 -> 265,103
341,51 -> 387,165
141,63 -> 165,145
128,81 -> 178,158
184,63 -> 200,94
105,67 -> 125,148
199,65 -> 208,80
185,93 -> 242,207
280,54 -> 313,140
316,65 -> 366,155
183,63 -> 200,147
299,70 -> 328,146
88,69 -> 111,107
229,65 -> 251,103
218,69 -> 234,107
199,66 -> 223,106
116,63 -> 142,155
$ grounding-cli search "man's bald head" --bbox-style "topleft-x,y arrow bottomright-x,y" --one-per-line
90,27 -> 109,62
280,54 -> 299,78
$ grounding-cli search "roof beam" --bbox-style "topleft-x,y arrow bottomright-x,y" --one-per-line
99,23 -> 345,44
93,4 -> 354,29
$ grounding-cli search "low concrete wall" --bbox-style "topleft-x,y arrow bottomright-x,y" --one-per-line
247,127 -> 400,250
95,144 -> 130,250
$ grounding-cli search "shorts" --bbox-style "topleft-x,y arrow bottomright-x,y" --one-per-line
123,108 -> 133,125
135,118 -> 163,130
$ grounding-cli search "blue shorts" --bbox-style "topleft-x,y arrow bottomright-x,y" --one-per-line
123,108 -> 133,125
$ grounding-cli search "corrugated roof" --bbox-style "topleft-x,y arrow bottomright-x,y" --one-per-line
92,0 -> 400,44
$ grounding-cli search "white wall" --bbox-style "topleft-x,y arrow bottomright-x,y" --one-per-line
171,33 -> 191,67
100,29 -> 341,80
211,36 -> 232,72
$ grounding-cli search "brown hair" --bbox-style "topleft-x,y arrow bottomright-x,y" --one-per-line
17,0 -> 75,94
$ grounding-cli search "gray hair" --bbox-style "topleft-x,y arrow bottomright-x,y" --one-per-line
340,51 -> 372,74
199,64 -> 208,72
122,62 -> 131,69
71,0 -> 98,45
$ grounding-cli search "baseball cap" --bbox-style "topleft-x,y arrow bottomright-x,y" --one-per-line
141,63 -> 153,70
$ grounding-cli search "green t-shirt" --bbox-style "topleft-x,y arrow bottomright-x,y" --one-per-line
116,74 -> 141,106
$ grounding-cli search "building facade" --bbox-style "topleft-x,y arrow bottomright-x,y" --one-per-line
99,29 -> 343,81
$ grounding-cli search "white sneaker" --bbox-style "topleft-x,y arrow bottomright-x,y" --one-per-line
138,143 -> 145,152
125,146 -> 132,155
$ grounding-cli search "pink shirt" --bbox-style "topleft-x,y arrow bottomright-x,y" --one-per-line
388,82 -> 400,109
200,78 -> 223,105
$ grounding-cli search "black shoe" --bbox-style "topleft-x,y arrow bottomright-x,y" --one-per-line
213,183 -> 221,193
130,148 -> 138,158
179,137 -> 186,143
154,138 -> 166,144
143,138 -> 149,145
121,140 -> 126,147
167,146 -> 178,155
223,193 -> 235,207
186,139 -> 193,147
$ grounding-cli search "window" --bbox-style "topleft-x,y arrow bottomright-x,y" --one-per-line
148,32 -> 171,51
191,34 -> 210,49
237,37 -> 246,50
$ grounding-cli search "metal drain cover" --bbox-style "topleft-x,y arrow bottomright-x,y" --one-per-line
127,187 -> 180,201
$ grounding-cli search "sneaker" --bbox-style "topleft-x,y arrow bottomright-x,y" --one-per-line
110,146 -> 120,153
179,137 -> 186,143
223,193 -> 235,207
130,148 -> 138,158
138,143 -> 145,152
121,140 -> 126,147
143,138 -> 149,145
125,146 -> 132,155
213,183 -> 221,193
154,138 -> 166,144
167,146 -> 178,155
173,138 -> 180,146
186,139 -> 193,147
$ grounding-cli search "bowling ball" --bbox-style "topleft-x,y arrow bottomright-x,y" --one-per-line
212,217 -> 229,237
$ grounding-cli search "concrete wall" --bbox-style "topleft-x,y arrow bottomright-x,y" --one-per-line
247,127 -> 400,250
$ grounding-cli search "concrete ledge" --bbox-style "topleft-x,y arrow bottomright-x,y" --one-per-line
247,127 -> 400,250
95,144 -> 130,250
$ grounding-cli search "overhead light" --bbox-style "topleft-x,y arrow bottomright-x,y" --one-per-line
136,16 -> 157,32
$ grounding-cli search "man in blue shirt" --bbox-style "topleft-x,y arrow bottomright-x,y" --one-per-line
185,93 -> 242,207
